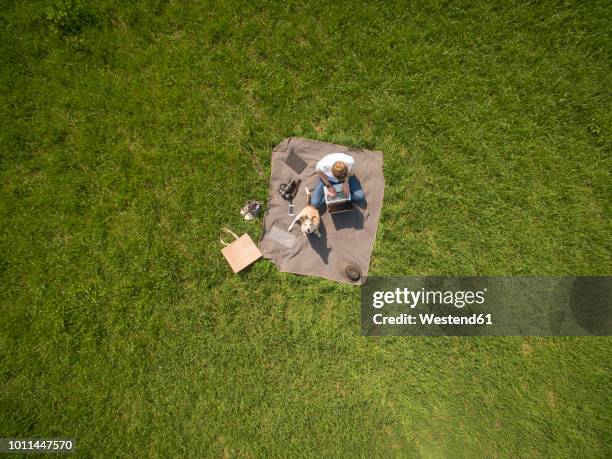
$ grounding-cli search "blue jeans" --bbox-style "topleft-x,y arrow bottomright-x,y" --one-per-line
312,175 -> 365,209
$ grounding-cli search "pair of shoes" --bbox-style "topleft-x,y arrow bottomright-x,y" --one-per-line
240,200 -> 263,221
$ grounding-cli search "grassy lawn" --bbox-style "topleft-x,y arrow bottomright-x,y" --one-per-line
1,0 -> 610,457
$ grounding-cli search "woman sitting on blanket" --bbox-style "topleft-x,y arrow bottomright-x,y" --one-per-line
311,152 -> 366,209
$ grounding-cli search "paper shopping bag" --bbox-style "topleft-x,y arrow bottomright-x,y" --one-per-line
220,228 -> 262,273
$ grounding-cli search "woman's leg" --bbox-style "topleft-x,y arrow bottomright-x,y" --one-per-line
311,179 -> 326,208
348,175 -> 365,203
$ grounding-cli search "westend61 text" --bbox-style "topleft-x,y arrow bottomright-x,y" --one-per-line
372,313 -> 493,326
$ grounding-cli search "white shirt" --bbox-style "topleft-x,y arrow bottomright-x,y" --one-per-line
316,152 -> 355,181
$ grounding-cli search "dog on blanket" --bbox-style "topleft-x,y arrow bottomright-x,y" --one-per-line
288,187 -> 321,238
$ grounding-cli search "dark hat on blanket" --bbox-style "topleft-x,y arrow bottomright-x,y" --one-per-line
344,264 -> 362,282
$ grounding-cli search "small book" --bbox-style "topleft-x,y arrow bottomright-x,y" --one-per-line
284,149 -> 307,174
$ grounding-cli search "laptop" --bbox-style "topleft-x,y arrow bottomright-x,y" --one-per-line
325,183 -> 354,214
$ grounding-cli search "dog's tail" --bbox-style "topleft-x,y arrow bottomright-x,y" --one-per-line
305,187 -> 311,206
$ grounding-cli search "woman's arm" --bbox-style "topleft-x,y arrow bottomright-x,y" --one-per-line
317,171 -> 332,187
342,173 -> 352,195
318,171 -> 337,197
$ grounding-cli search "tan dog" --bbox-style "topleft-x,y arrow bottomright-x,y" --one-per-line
288,187 -> 321,237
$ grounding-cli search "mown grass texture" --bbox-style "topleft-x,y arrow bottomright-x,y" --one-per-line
1,0 -> 610,457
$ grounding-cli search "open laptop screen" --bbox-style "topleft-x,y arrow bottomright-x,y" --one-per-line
325,183 -> 351,204
325,183 -> 354,214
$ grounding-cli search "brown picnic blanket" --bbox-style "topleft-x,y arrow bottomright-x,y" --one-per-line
259,137 -> 384,285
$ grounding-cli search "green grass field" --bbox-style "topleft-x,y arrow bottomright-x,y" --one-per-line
1,0 -> 611,457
